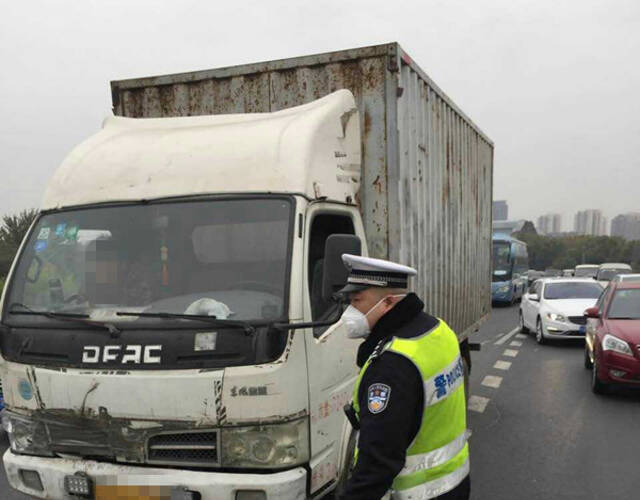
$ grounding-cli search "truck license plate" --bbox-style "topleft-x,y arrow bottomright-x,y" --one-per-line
96,485 -> 173,499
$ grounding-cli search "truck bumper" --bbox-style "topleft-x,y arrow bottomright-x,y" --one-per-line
4,449 -> 308,500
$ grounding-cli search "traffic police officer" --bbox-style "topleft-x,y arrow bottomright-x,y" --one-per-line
338,254 -> 470,500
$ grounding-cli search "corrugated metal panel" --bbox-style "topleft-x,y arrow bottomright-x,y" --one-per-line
110,43 -> 493,339
392,49 -> 492,338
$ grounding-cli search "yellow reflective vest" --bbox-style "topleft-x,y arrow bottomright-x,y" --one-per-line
353,319 -> 469,499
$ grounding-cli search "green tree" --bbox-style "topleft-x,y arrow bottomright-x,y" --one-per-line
514,232 -> 639,272
0,208 -> 39,278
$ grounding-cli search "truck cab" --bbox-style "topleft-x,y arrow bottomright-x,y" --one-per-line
1,91 -> 363,499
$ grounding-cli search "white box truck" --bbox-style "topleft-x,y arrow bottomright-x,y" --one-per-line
0,43 -> 493,499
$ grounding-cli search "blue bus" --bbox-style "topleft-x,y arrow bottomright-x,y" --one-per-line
492,233 -> 529,304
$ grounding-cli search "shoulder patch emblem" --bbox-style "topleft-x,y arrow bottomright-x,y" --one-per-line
367,383 -> 391,414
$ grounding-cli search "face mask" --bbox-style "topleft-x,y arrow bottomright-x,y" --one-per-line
340,294 -> 407,339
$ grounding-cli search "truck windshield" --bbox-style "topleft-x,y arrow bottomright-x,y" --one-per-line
5,198 -> 292,325
492,241 -> 512,282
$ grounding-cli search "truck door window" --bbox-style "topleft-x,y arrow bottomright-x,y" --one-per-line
307,213 -> 355,329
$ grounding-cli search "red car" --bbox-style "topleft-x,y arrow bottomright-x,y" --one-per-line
584,282 -> 640,393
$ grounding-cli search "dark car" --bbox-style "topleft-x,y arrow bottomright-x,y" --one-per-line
584,282 -> 640,393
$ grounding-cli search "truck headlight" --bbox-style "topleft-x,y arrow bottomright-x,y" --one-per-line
546,313 -> 567,323
3,412 -> 53,457
498,286 -> 510,293
602,334 -> 633,356
221,418 -> 308,468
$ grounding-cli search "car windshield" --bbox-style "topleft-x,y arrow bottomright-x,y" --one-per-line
608,289 -> 640,319
597,269 -> 630,282
5,198 -> 292,324
543,282 -> 603,300
574,267 -> 598,278
492,241 -> 511,282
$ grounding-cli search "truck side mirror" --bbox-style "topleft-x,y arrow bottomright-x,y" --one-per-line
322,234 -> 361,301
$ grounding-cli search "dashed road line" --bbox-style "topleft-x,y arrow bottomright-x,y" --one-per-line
494,360 -> 512,371
495,327 -> 520,345
516,333 -> 527,340
481,375 -> 503,388
503,349 -> 519,358
510,340 -> 523,347
468,395 -> 490,413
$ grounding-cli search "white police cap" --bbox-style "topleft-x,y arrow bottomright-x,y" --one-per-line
339,254 -> 417,294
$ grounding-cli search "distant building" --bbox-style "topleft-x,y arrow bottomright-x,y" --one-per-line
493,220 -> 537,236
537,213 -> 562,235
493,200 -> 508,221
611,213 -> 640,241
574,209 -> 607,236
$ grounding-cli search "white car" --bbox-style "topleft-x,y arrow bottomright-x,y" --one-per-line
519,278 -> 604,344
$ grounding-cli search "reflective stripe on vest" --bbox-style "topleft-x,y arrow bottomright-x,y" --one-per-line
352,319 -> 468,500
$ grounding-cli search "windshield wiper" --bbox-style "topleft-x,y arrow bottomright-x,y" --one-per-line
7,303 -> 122,337
115,311 -> 258,335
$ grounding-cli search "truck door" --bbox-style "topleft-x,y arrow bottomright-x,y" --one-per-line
304,207 -> 361,495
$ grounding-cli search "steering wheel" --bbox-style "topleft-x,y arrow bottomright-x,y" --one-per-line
63,293 -> 88,305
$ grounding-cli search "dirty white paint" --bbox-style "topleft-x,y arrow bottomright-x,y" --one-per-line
4,451 -> 307,500
503,349 -> 519,358
41,91 -> 361,210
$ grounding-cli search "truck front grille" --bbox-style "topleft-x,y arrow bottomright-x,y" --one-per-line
147,430 -> 219,467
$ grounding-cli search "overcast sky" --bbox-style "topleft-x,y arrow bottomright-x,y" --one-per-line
1,0 -> 638,231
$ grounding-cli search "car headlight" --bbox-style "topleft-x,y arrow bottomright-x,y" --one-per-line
602,334 -> 633,356
546,313 -> 567,323
2,412 -> 53,457
221,417 -> 309,468
498,286 -> 510,293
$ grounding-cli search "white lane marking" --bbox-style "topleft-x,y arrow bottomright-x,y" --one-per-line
510,340 -> 523,347
495,327 -> 520,345
468,395 -> 490,413
516,333 -> 527,340
481,375 -> 503,388
503,349 -> 519,358
494,360 -> 512,371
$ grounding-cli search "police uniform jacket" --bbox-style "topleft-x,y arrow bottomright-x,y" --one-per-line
341,292 -> 437,499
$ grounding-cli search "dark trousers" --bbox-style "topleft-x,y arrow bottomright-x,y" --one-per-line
435,475 -> 470,500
